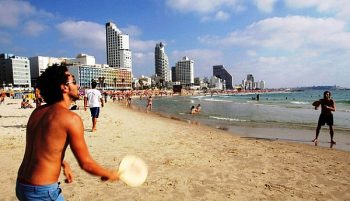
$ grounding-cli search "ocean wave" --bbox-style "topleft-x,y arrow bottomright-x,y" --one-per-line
290,101 -> 309,105
202,98 -> 233,103
191,95 -> 207,99
209,116 -> 249,122
337,100 -> 350,105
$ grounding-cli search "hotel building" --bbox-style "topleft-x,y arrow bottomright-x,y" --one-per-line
0,53 -> 31,88
173,56 -> 194,86
29,54 -> 132,90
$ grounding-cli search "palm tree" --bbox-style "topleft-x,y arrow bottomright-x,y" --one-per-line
113,77 -> 117,90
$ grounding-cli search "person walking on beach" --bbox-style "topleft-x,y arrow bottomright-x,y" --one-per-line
84,81 -> 104,132
16,64 -> 118,201
312,91 -> 336,144
146,96 -> 152,111
0,91 -> 5,105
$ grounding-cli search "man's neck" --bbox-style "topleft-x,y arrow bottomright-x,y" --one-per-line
60,95 -> 73,109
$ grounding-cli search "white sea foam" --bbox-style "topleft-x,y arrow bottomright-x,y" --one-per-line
337,109 -> 350,113
209,116 -> 249,122
290,101 -> 309,105
202,98 -> 232,103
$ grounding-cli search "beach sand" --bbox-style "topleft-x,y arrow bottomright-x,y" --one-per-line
1,98 -> 350,201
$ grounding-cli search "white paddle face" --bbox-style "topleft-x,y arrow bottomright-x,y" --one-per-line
118,155 -> 148,187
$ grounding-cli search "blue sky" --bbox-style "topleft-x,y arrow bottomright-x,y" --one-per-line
1,0 -> 350,88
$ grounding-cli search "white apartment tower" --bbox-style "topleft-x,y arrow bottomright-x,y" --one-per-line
155,42 -> 169,82
105,22 -> 132,71
29,56 -> 65,81
174,56 -> 194,86
0,53 -> 31,88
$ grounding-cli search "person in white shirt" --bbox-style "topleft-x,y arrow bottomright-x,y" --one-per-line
84,81 -> 104,131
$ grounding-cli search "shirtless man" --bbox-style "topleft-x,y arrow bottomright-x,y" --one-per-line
16,64 -> 118,200
312,91 -> 336,144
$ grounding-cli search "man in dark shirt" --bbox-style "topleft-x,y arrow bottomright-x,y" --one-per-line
312,91 -> 336,144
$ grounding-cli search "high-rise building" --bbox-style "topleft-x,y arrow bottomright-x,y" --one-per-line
106,22 -> 132,89
213,65 -> 233,89
105,22 -> 132,70
154,42 -> 169,82
173,56 -> 194,86
0,53 -> 31,88
171,66 -> 176,82
259,80 -> 266,89
245,74 -> 255,90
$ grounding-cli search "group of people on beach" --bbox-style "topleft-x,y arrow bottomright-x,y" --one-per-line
14,63 -> 337,200
20,99 -> 34,109
190,104 -> 201,114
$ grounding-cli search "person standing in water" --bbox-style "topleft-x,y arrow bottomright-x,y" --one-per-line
146,96 -> 152,111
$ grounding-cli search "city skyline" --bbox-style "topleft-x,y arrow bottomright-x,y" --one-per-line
0,0 -> 350,88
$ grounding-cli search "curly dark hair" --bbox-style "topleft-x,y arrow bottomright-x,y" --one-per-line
36,64 -> 70,105
323,90 -> 331,98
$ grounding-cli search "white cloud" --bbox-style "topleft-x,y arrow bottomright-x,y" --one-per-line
130,39 -> 158,52
171,49 -> 223,76
246,50 -> 257,57
285,0 -> 333,11
121,25 -> 143,37
198,15 -> 350,87
284,0 -> 350,21
132,52 -> 154,75
201,10 -> 231,22
23,21 -> 47,37
0,0 -> 35,27
165,0 -> 244,14
56,20 -> 106,50
0,0 -> 53,28
199,16 -> 350,51
55,20 -> 161,75
254,0 -> 278,13
215,11 -> 231,21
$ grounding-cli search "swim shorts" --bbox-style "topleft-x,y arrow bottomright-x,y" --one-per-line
90,107 -> 100,118
318,113 -> 333,126
16,180 -> 64,201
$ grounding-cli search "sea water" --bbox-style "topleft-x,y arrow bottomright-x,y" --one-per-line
132,89 -> 350,150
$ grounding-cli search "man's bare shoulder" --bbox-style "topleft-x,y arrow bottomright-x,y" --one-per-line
31,104 -> 82,123
57,107 -> 83,123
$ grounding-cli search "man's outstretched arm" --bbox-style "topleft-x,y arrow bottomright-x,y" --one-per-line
66,113 -> 118,181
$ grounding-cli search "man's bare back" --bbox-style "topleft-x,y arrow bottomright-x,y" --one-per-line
16,65 -> 118,200
17,103 -> 80,185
